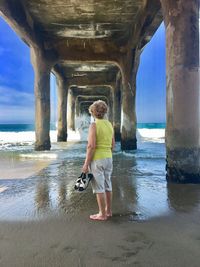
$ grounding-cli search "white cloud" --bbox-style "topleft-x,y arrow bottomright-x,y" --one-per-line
0,85 -> 34,123
0,104 -> 34,123
0,84 -> 58,123
0,85 -> 34,106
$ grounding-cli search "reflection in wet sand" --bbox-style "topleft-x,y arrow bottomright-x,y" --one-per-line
35,181 -> 50,210
167,183 -> 200,212
0,142 -> 200,221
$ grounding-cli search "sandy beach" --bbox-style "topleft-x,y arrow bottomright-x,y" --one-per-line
0,207 -> 199,267
0,141 -> 200,267
0,128 -> 195,263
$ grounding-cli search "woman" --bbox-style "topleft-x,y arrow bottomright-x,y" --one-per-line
82,100 -> 115,221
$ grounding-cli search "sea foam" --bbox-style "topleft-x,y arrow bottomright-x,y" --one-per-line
137,128 -> 165,143
0,128 -> 165,152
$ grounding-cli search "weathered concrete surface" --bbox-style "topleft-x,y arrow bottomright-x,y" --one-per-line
30,47 -> 52,151
55,74 -> 68,142
113,72 -> 122,141
120,49 -> 140,150
67,89 -> 76,131
161,0 -> 200,182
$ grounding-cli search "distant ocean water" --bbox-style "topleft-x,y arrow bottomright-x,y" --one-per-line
0,124 -> 57,132
0,123 -> 165,132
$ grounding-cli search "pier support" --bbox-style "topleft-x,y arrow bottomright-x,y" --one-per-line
108,89 -> 114,124
67,89 -> 76,131
113,73 -> 122,141
56,75 -> 68,142
31,47 -> 51,151
120,51 -> 140,150
161,0 -> 200,182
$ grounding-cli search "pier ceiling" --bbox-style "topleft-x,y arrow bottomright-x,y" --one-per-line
55,62 -> 119,86
1,0 -> 162,58
70,85 -> 113,96
20,0 -> 145,44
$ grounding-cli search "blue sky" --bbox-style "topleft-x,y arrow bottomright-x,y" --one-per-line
136,23 -> 166,123
0,17 -> 166,124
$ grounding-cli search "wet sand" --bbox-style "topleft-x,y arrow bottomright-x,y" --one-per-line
0,142 -> 200,267
0,211 -> 199,267
0,158 -> 51,179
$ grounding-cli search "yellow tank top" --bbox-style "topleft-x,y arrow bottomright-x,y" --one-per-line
92,119 -> 113,160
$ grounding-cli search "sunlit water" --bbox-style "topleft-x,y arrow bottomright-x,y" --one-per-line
0,121 -> 200,221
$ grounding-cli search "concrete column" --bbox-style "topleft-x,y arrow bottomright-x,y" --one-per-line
120,50 -> 140,150
31,47 -> 51,151
113,74 -> 122,141
161,0 -> 200,182
67,89 -> 76,131
108,90 -> 114,123
56,75 -> 68,141
75,97 -> 80,117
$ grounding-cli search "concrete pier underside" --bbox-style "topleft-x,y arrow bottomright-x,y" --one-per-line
0,0 -> 199,182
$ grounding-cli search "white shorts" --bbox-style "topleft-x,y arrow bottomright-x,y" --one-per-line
90,158 -> 113,194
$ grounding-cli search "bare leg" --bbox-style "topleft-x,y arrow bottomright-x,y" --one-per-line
90,193 -> 107,220
96,193 -> 106,216
105,191 -> 112,217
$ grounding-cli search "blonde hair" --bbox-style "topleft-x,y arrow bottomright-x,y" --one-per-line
89,100 -> 108,119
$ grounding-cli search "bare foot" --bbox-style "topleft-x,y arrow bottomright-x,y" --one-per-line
90,213 -> 107,221
106,210 -> 112,217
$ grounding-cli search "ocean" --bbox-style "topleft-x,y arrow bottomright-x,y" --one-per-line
0,122 -> 166,152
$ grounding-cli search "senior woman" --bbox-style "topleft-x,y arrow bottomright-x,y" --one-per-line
82,100 -> 115,221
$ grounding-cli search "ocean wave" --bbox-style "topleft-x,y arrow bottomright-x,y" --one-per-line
0,130 -> 82,151
137,129 -> 165,143
114,151 -> 165,160
20,153 -> 58,159
0,128 -> 165,152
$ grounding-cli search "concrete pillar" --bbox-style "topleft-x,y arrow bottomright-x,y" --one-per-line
120,50 -> 140,150
75,97 -> 80,118
56,75 -> 68,141
108,90 -> 114,123
67,89 -> 76,131
31,47 -> 51,151
113,74 -> 122,141
160,0 -> 200,182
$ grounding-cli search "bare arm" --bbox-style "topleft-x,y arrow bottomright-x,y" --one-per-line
111,135 -> 115,151
82,123 -> 96,173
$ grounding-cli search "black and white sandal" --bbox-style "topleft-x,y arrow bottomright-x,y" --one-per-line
74,172 -> 94,191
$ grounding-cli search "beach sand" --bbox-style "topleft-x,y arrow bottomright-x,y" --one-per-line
0,157 -> 51,180
0,142 -> 200,267
0,211 -> 199,267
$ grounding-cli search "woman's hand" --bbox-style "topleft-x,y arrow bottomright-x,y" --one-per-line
82,163 -> 89,173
